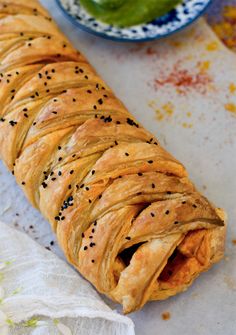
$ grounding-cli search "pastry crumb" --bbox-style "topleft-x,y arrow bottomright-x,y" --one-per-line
232,239 -> 236,245
161,312 -> 171,320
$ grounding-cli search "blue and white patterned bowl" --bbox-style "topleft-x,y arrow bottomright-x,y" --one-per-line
56,0 -> 212,42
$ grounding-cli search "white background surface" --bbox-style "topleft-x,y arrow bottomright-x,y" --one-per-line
0,1 -> 235,334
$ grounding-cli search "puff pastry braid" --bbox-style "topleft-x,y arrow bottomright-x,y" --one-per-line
0,0 -> 226,313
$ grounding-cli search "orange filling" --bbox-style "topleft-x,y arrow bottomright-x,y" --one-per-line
159,229 -> 209,289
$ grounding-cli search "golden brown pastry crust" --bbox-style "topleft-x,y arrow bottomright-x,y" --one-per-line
0,0 -> 226,314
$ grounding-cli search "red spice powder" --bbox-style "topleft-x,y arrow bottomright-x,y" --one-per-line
153,62 -> 212,94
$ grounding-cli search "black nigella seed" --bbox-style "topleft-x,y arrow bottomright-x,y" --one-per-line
148,160 -> 153,164
91,170 -> 95,175
52,177 -> 56,181
87,90 -> 92,94
80,184 -> 84,188
61,216 -> 65,220
95,114 -> 98,118
174,221 -> 179,224
116,121 -> 121,124
103,94 -> 108,98
89,236 -> 93,239
125,152 -> 129,156
98,98 -> 103,105
24,113 -> 28,118
72,154 -> 76,158
28,43 -> 32,46
192,204 -> 197,208
58,171 -> 62,176
85,187 -> 89,191
0,118 -> 5,122
50,241 -> 54,246
166,191 -> 171,194
58,146 -> 61,150
154,142 -> 158,145
94,221 -> 97,226
35,91 -> 39,97
84,75 -> 88,79
38,73 -> 42,78
151,183 -> 155,188
52,69 -> 55,73
9,120 -> 17,127
68,184 -> 72,190
82,233 -> 85,238
45,71 -> 48,75
93,105 -> 97,110
182,201 -> 186,204
73,98 -> 76,102
46,89 -> 50,93
126,118 -> 139,128
91,259 -> 95,263
70,170 -> 74,175
22,181 -> 25,185
33,122 -> 36,125
52,111 -> 57,114
47,76 -> 51,80
55,216 -> 60,221
84,246 -> 88,250
42,182 -> 47,189
20,32 -> 24,36
96,83 -> 99,89
138,173 -> 143,176
11,89 -> 15,93
89,199 -> 92,203
165,210 -> 170,215
151,212 -> 155,217
63,44 -> 67,48
125,236 -> 131,240
92,229 -> 95,233
58,157 -> 62,162
115,141 -> 118,145
98,194 -> 102,199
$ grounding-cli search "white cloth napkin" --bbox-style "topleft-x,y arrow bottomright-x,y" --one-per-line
0,221 -> 134,335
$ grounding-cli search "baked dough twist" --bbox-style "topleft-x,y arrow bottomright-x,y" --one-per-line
0,0 -> 226,313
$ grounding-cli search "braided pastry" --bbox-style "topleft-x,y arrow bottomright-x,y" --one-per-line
0,0 -> 226,314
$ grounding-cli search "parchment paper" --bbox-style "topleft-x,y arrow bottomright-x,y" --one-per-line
0,1 -> 235,334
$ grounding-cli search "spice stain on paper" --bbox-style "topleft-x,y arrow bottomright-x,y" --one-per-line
232,239 -> 236,245
152,61 -> 213,95
225,103 -> 236,116
161,311 -> 171,321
